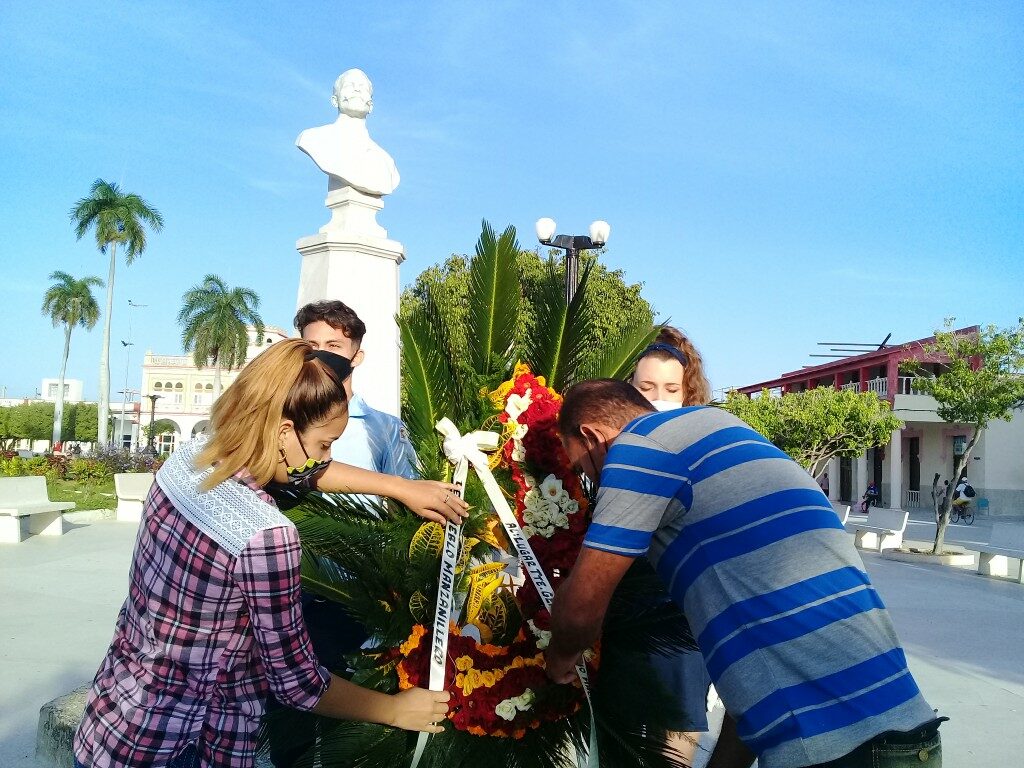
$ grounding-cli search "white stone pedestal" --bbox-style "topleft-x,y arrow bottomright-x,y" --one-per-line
296,185 -> 405,416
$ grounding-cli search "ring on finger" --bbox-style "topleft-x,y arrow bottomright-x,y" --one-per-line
443,492 -> 450,503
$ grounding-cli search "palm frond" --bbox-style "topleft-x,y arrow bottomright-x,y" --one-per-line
400,297 -> 458,462
466,221 -> 521,378
586,322 -> 663,381
522,260 -> 595,392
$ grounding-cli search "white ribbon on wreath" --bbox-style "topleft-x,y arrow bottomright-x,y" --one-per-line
410,419 -> 598,768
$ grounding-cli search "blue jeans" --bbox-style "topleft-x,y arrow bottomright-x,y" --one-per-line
812,718 -> 946,767
76,743 -> 199,768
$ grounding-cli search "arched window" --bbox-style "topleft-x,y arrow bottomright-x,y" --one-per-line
194,383 -> 203,391
153,382 -> 163,391
205,384 -> 213,391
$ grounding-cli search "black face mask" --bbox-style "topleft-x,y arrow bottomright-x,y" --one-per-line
283,432 -> 332,489
578,433 -> 608,507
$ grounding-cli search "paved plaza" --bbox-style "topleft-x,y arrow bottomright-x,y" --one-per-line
1,516 -> 1022,767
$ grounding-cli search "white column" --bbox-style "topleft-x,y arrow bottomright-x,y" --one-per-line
296,186 -> 405,416
855,452 -> 867,503
888,429 -> 903,510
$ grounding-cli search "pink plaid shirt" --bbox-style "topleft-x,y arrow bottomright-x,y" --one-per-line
74,457 -> 330,768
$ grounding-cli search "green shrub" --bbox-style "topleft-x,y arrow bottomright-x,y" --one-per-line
66,458 -> 111,482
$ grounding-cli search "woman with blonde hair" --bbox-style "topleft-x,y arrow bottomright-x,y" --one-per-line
74,340 -> 464,768
629,326 -> 714,764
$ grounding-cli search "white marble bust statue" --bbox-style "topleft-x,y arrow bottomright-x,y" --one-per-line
296,69 -> 401,197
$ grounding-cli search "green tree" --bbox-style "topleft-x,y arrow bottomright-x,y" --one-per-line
901,319 -> 1024,554
70,179 -> 164,445
143,418 -> 177,440
8,402 -> 56,443
0,407 -> 13,451
721,387 -> 903,479
400,221 -> 659,476
177,274 -> 264,398
41,271 -> 103,446
73,403 -> 99,443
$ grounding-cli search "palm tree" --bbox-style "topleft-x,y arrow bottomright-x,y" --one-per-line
178,275 -> 265,398
70,179 -> 164,444
41,271 -> 104,445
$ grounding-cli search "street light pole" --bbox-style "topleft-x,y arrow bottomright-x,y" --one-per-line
118,340 -> 134,450
534,218 -> 611,303
145,397 -> 160,450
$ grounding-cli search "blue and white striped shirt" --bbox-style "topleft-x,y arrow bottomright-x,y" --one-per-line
584,406 -> 934,768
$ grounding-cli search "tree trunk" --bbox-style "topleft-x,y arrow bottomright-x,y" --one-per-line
97,243 -> 117,445
930,472 -> 940,523
213,359 -> 222,400
932,424 -> 981,554
52,324 -> 72,445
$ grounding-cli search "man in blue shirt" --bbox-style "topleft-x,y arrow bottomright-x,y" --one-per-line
546,379 -> 944,768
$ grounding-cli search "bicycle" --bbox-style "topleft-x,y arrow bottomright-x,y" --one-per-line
948,500 -> 975,525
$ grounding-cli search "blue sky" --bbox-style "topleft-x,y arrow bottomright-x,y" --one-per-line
1,0 -> 1021,401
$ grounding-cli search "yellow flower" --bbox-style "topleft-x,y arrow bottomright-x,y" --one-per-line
481,671 -> 497,687
454,655 -> 474,672
455,673 -> 466,689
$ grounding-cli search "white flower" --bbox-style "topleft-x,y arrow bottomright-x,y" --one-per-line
505,389 -> 533,421
522,525 -> 536,538
495,699 -> 518,721
511,440 -> 526,462
557,489 -> 571,506
514,689 -> 536,710
562,498 -> 579,515
511,422 -> 529,440
540,474 -> 564,501
540,499 -> 561,519
528,620 -> 553,649
524,488 -> 544,511
523,474 -> 537,489
551,511 -> 569,529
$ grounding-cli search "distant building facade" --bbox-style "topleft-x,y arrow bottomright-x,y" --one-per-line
139,326 -> 291,453
737,326 -> 1024,518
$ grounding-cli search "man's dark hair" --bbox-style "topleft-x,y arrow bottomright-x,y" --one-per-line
558,379 -> 655,438
294,300 -> 367,344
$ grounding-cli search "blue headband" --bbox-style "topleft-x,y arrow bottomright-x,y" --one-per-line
638,342 -> 688,368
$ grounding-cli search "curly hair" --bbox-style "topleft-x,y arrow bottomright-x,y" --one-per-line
635,326 -> 712,406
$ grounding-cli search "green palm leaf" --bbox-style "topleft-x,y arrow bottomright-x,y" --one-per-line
586,321 -> 664,381
400,297 -> 457,473
522,259 -> 595,392
466,221 -> 520,378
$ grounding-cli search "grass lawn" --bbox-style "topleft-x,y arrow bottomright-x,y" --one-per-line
47,477 -> 117,510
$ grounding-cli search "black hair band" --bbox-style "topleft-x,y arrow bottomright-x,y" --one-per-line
308,349 -> 353,385
638,342 -> 688,368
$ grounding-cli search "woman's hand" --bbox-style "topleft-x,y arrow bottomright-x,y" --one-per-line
396,478 -> 469,524
388,688 -> 451,733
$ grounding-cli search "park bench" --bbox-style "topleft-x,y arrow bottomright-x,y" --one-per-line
0,476 -> 74,544
114,473 -> 156,522
853,507 -> 908,553
833,503 -> 851,526
976,523 -> 1024,583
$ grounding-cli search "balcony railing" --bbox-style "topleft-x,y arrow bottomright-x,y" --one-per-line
897,376 -> 932,395
840,382 -> 859,392
866,377 -> 888,397
906,490 -> 921,508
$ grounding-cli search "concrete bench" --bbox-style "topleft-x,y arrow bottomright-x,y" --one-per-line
114,472 -> 155,522
0,476 -> 74,544
853,508 -> 908,552
977,523 -> 1024,583
832,503 -> 851,527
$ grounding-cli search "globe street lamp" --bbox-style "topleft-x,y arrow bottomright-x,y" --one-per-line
535,218 -> 611,303
145,394 -> 162,454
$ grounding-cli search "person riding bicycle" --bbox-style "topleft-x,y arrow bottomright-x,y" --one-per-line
952,477 -> 975,507
861,481 -> 881,512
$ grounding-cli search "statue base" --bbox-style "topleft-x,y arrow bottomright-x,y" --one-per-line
322,182 -> 388,238
296,218 -> 405,416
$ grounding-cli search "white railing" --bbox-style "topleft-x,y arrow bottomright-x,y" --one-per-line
840,382 -> 859,392
147,355 -> 193,368
867,377 -> 888,397
897,376 -> 931,395
906,490 -> 921,508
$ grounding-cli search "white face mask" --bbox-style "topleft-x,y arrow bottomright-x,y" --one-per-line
650,400 -> 683,412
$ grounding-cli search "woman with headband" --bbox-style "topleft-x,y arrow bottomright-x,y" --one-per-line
74,340 -> 464,768
630,326 -> 714,764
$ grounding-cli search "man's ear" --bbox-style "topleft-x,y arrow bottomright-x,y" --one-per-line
351,348 -> 365,369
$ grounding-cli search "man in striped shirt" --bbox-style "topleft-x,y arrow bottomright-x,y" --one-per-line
546,380 -> 944,767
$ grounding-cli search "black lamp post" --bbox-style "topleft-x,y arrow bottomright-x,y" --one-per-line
145,394 -> 162,453
535,218 -> 610,303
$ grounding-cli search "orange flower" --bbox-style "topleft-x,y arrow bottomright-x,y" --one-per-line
399,625 -> 426,656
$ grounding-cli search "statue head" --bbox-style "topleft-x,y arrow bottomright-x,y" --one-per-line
331,69 -> 373,119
